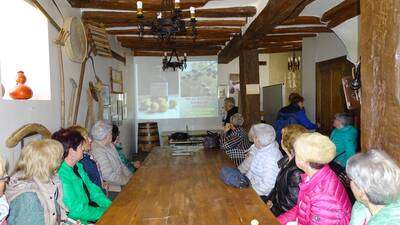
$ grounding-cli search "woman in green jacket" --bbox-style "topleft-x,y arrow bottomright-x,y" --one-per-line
53,128 -> 112,225
330,113 -> 358,167
347,150 -> 400,225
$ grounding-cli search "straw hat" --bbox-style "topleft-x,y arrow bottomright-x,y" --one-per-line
294,132 -> 336,164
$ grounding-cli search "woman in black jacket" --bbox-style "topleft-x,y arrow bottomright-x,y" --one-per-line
266,124 -> 308,216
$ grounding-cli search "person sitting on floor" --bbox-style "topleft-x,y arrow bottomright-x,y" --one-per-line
245,123 -> 282,201
6,140 -> 68,225
70,125 -> 106,192
91,121 -> 132,190
112,125 -> 140,173
266,124 -> 307,216
220,113 -> 252,166
274,93 -> 318,144
277,132 -> 351,225
222,97 -> 238,126
330,113 -> 358,167
347,149 -> 400,225
53,128 -> 111,225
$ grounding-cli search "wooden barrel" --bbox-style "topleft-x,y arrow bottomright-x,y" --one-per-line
138,122 -> 160,152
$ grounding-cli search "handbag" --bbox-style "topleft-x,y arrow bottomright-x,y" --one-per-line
220,167 -> 250,189
329,152 -> 356,204
203,131 -> 220,150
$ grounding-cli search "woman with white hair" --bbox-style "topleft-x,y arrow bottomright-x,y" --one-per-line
220,113 -> 252,166
330,113 -> 358,167
244,123 -> 282,201
278,132 -> 351,225
347,149 -> 400,225
91,121 -> 132,191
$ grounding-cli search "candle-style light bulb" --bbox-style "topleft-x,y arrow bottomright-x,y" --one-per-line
190,6 -> 196,20
136,1 -> 143,18
157,12 -> 162,19
164,52 -> 167,57
175,0 -> 180,10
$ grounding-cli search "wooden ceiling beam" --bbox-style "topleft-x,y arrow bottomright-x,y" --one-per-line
82,7 -> 257,23
270,26 -> 332,34
107,27 -> 241,37
89,19 -> 246,28
323,0 -> 360,28
249,40 -> 303,49
133,49 -> 219,56
123,44 -> 222,51
71,0 -> 209,11
117,36 -> 228,45
281,16 -> 322,25
258,33 -> 316,42
218,0 -> 315,63
258,45 -> 302,54
321,0 -> 359,22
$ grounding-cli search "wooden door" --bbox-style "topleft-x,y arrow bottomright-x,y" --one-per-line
316,56 -> 354,135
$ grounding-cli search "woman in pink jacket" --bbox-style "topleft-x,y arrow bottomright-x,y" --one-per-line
278,132 -> 351,225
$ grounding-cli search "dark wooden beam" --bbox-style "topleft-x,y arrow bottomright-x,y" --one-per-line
323,0 -> 360,28
270,26 -> 332,34
218,0 -> 315,64
133,49 -> 219,56
281,16 -> 322,25
107,27 -> 241,38
71,0 -> 209,11
322,0 -> 359,22
118,36 -> 228,46
259,33 -> 316,42
111,50 -> 126,64
251,40 -> 303,49
239,49 -> 260,130
82,7 -> 257,23
90,19 -> 246,28
122,43 -> 222,51
258,45 -> 302,54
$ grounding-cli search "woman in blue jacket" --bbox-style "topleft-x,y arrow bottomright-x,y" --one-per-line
274,93 -> 318,144
330,113 -> 358,167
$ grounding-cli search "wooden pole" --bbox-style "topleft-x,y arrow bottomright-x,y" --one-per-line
73,48 -> 92,125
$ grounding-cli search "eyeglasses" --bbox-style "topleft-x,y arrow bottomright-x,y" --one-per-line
0,174 -> 10,182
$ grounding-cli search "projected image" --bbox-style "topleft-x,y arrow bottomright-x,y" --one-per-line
136,60 -> 218,119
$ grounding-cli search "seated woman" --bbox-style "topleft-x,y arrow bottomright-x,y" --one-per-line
53,128 -> 111,225
278,132 -> 351,225
274,93 -> 318,144
220,113 -> 252,166
347,150 -> 400,225
6,139 -> 68,225
244,124 -> 282,201
91,121 -> 132,189
112,125 -> 140,173
330,113 -> 358,167
266,124 -> 307,216
70,125 -> 105,192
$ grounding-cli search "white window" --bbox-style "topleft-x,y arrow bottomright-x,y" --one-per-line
0,0 -> 51,100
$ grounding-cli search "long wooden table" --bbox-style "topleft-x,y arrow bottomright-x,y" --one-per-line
96,147 -> 279,225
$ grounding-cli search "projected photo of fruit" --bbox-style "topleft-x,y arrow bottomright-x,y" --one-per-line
136,60 -> 218,120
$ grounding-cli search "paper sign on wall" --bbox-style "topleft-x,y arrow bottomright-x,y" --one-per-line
246,84 -> 260,95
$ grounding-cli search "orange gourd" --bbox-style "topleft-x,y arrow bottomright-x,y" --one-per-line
9,71 -> 33,100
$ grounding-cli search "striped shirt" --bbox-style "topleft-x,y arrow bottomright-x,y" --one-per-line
220,127 -> 252,166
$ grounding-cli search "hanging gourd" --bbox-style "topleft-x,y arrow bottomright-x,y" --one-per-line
9,71 -> 33,100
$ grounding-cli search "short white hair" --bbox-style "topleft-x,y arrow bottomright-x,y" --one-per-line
230,113 -> 244,126
91,120 -> 112,141
346,149 -> 400,205
249,123 -> 276,146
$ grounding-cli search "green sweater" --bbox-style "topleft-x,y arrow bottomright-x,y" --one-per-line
330,125 -> 358,167
350,200 -> 400,225
58,161 -> 112,225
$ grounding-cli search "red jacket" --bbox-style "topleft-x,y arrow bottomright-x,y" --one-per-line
278,165 -> 351,225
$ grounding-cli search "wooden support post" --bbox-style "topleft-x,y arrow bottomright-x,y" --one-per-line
239,49 -> 260,130
360,0 -> 400,162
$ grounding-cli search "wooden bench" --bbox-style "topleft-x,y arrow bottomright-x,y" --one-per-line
96,147 -> 279,225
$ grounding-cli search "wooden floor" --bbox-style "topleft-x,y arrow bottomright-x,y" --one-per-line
97,147 -> 279,225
